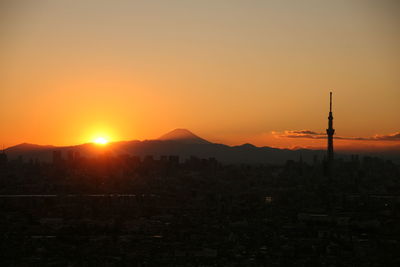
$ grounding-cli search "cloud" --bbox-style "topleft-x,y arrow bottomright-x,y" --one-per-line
274,130 -> 400,142
274,130 -> 326,139
370,132 -> 400,141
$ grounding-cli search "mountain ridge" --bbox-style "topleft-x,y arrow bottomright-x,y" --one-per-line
4,129 -> 400,164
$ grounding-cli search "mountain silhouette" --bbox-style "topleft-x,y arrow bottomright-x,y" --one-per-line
5,129 -> 399,164
158,128 -> 210,144
6,143 -> 55,152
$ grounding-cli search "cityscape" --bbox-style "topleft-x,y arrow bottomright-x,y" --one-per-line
1,1 -> 399,266
1,93 -> 399,266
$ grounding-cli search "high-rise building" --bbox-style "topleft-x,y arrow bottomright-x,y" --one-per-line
0,149 -> 7,166
326,92 -> 335,163
52,150 -> 62,165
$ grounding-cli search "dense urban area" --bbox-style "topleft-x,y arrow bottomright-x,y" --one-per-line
0,151 -> 399,266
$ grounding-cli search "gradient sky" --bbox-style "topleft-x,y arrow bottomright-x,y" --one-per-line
1,0 -> 399,150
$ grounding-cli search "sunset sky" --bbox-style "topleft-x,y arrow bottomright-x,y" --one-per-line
1,0 -> 399,150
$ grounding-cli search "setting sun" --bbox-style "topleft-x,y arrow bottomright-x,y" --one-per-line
93,137 -> 109,145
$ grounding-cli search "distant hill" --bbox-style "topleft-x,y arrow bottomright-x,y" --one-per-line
4,129 -> 399,164
158,128 -> 210,144
4,143 -> 56,162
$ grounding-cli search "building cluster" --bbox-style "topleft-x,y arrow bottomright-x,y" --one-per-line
0,152 -> 399,266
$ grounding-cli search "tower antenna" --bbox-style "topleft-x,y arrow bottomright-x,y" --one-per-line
326,91 -> 335,176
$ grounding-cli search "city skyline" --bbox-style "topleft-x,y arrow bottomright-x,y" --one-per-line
1,2 -> 399,265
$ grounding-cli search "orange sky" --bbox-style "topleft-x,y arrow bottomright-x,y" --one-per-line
1,0 -> 399,150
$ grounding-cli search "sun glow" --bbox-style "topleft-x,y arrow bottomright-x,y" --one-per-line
93,137 -> 109,145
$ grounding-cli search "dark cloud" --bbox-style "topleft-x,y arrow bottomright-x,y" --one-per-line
340,132 -> 400,141
275,130 -> 400,142
276,130 -> 325,139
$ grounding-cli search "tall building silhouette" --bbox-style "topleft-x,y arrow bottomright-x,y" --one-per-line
326,92 -> 335,162
52,150 -> 62,165
0,148 -> 7,166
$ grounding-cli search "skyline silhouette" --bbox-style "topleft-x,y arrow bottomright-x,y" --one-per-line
3,127 -> 400,165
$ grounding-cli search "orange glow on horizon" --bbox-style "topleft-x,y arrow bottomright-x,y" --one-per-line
0,1 -> 399,150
